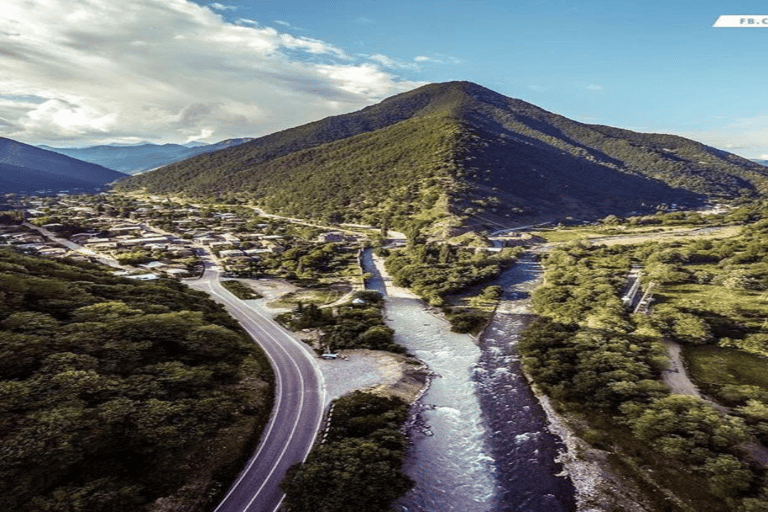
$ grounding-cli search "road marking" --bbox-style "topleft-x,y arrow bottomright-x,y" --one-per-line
201,279 -> 324,512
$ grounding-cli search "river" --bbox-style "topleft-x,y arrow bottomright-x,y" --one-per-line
362,249 -> 576,511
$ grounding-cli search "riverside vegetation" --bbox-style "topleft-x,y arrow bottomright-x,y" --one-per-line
521,201 -> 768,511
0,249 -> 273,511
281,391 -> 413,512
383,239 -> 522,332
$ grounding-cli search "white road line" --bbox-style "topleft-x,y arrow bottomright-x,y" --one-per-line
202,278 -> 324,512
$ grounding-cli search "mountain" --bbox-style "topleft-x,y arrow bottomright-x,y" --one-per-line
0,138 -> 127,194
40,138 -> 252,174
114,82 -> 768,235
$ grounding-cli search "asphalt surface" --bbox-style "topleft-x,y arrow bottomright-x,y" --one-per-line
187,261 -> 325,512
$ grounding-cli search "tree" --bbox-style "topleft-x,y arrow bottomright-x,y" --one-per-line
357,325 -> 395,350
283,438 -> 412,512
621,395 -> 749,464
703,455 -> 752,498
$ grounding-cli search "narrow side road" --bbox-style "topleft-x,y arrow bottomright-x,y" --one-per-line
186,260 -> 325,512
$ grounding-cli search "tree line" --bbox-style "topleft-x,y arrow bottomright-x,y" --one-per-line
520,231 -> 768,510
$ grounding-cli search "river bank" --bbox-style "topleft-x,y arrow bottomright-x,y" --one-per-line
233,277 -> 429,406
490,253 -> 656,512
240,253 -> 655,511
365,252 -> 500,511
238,254 -> 647,510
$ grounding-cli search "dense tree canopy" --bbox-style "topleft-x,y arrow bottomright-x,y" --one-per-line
282,391 -> 412,512
0,249 -> 273,511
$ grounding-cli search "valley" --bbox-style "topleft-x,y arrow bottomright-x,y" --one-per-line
5,188 -> 768,511
4,81 -> 768,512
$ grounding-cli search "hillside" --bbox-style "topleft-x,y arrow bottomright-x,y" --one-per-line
114,82 -> 768,235
40,139 -> 252,174
0,138 -> 126,193
0,249 -> 272,511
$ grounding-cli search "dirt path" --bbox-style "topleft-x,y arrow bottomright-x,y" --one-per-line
661,339 -> 703,398
662,339 -> 768,465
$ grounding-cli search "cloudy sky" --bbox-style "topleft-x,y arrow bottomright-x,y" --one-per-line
2,0 -> 768,158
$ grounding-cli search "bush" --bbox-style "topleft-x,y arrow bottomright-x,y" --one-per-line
448,311 -> 487,333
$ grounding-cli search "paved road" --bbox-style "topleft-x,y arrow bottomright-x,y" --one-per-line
187,261 -> 325,512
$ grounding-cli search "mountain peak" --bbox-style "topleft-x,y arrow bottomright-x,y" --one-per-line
115,82 -> 768,236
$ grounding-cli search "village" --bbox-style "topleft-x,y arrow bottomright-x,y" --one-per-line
0,192 -> 368,281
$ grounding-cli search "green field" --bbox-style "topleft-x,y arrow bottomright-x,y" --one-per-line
685,345 -> 768,399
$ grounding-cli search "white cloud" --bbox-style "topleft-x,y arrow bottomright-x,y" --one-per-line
274,20 -> 304,31
676,116 -> 768,159
368,54 -> 417,70
0,0 -> 423,146
210,3 -> 236,11
414,54 -> 461,65
585,84 -> 604,92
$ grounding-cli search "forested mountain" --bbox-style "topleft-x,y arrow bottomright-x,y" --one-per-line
40,139 -> 252,174
114,82 -> 768,235
0,249 -> 273,511
0,138 -> 126,193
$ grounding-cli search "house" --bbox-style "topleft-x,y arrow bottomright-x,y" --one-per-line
90,242 -> 118,250
244,248 -> 271,256
70,232 -> 98,244
220,249 -> 246,258
164,268 -> 192,278
123,273 -> 160,281
37,247 -> 68,257
194,235 -> 222,246
141,261 -> 166,270
84,237 -> 112,245
119,236 -> 169,247
221,234 -> 241,244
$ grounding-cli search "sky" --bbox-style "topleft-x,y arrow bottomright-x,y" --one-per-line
2,0 -> 768,159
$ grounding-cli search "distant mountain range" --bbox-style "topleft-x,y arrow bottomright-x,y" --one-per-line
0,138 -> 127,194
107,81 -> 768,235
40,139 -> 252,174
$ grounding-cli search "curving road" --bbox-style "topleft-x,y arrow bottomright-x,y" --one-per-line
186,260 -> 325,512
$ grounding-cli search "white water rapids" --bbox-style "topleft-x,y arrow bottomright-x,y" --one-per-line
363,250 -> 576,512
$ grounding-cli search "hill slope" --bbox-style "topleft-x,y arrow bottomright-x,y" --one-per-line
40,139 -> 252,174
0,138 -> 126,193
0,249 -> 272,511
114,82 -> 768,234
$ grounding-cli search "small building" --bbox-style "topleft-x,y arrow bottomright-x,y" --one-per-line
164,268 -> 192,278
220,249 -> 246,258
37,247 -> 68,257
123,273 -> 160,281
141,261 -> 166,270
317,232 -> 346,243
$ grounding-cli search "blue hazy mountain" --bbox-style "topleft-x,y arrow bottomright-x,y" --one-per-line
40,138 -> 252,174
0,138 -> 127,193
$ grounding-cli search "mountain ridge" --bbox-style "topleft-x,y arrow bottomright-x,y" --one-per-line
39,138 -> 253,173
0,138 -> 127,193
114,81 -> 768,235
